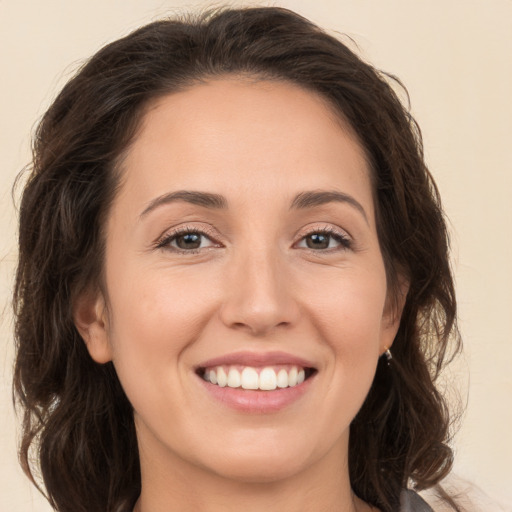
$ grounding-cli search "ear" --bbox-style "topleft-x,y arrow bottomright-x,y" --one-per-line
379,274 -> 409,356
73,288 -> 113,364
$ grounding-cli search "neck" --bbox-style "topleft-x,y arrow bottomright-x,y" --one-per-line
133,433 -> 374,512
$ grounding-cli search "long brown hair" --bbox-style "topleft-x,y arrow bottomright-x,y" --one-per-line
13,7 -> 461,512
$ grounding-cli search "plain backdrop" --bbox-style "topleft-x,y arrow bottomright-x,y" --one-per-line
1,1 -> 511,510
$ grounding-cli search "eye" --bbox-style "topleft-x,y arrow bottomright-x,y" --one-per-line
296,227 -> 352,251
156,226 -> 220,254
155,225 -> 351,254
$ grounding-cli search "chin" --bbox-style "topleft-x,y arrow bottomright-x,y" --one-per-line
207,454 -> 309,484
193,434 -> 325,484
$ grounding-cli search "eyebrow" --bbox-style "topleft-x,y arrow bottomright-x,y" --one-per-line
140,189 -> 369,224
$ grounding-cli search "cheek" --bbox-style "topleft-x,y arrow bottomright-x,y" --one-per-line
308,268 -> 387,395
291,270 -> 386,453
102,259 -> 226,397
106,258 -> 214,338
306,268 -> 387,346
102,267 -> 212,421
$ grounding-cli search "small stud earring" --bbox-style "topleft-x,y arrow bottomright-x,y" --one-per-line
383,347 -> 392,363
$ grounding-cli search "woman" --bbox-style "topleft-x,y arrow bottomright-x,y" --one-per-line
13,7 -> 462,512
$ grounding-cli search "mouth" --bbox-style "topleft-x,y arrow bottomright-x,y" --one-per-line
197,365 -> 317,391
194,351 -> 318,412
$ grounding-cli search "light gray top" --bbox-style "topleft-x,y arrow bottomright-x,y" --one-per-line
401,489 -> 434,511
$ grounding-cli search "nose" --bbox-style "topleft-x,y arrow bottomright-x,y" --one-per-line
219,245 -> 301,337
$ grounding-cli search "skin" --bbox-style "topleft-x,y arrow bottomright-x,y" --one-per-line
75,78 -> 405,512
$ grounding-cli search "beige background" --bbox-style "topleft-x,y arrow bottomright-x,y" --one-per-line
1,1 -> 511,510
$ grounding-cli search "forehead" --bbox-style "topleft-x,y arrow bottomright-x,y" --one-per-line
116,78 -> 374,220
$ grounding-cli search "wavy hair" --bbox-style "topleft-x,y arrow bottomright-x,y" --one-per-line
13,7 -> 461,512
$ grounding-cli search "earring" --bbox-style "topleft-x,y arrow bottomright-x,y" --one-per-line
383,347 -> 392,364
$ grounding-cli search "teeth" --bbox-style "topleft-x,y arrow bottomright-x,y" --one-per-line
276,369 -> 288,388
202,365 -> 309,390
259,367 -> 277,390
241,367 -> 259,390
227,368 -> 241,388
288,367 -> 298,387
217,367 -> 227,387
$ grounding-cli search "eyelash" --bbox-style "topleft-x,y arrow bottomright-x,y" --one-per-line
155,224 -> 352,255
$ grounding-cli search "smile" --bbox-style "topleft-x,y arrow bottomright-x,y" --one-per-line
201,365 -> 315,390
195,351 -> 318,412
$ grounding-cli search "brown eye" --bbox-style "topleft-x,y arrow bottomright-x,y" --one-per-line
175,232 -> 203,250
305,233 -> 330,249
156,227 -> 220,254
297,230 -> 352,251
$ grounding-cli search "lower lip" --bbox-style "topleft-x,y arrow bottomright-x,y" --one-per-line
197,373 -> 315,413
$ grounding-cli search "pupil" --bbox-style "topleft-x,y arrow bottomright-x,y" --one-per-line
308,233 -> 329,249
178,233 -> 201,249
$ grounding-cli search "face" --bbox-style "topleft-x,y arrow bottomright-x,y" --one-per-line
77,79 -> 402,485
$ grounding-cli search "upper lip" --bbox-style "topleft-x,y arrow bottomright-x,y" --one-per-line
196,350 -> 316,370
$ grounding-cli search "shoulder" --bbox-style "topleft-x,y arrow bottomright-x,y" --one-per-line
418,473 -> 511,512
